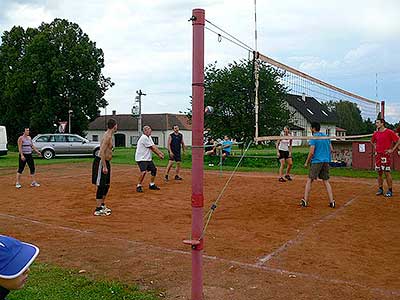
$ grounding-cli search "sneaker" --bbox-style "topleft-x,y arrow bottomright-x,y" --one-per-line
101,205 -> 112,214
15,183 -> 22,189
31,182 -> 40,187
164,175 -> 169,182
284,174 -> 292,181
149,184 -> 160,190
278,177 -> 286,182
93,208 -> 110,216
329,201 -> 336,208
376,188 -> 384,196
136,186 -> 143,193
384,190 -> 393,197
300,199 -> 308,207
174,175 -> 183,181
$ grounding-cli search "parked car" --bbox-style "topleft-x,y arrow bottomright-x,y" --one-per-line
33,134 -> 100,160
0,126 -> 7,156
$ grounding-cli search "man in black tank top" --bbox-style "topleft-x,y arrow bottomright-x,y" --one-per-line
164,125 -> 185,181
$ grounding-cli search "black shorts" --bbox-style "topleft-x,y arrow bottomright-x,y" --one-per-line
222,150 -> 230,156
137,161 -> 157,176
17,153 -> 35,175
278,150 -> 291,160
92,157 -> 111,186
169,151 -> 181,162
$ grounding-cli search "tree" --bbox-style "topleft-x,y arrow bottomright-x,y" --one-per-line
363,118 -> 375,134
323,101 -> 365,135
201,59 -> 290,144
0,19 -> 113,144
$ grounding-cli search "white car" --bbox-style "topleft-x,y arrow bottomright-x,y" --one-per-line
33,133 -> 100,160
0,126 -> 7,156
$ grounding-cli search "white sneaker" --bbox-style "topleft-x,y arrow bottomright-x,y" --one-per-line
93,208 -> 111,216
16,183 -> 22,189
31,182 -> 40,187
101,205 -> 112,214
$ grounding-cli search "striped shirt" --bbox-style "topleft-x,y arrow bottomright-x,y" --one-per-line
21,136 -> 32,154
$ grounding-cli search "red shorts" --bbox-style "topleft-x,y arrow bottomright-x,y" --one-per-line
375,153 -> 391,172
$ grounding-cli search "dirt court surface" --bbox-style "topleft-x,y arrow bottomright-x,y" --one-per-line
1,163 -> 400,299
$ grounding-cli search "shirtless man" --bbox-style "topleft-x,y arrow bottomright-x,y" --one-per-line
91,118 -> 117,216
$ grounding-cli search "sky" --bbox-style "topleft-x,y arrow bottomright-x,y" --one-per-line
0,0 -> 399,122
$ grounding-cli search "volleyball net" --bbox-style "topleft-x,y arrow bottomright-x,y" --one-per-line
254,52 -> 382,142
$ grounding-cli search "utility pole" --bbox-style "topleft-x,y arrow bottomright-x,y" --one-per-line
134,90 -> 146,136
68,100 -> 73,133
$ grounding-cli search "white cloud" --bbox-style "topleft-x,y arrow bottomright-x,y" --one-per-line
0,0 -> 399,116
384,103 -> 400,124
5,3 -> 53,28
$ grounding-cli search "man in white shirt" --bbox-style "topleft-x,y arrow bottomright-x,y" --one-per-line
135,125 -> 165,192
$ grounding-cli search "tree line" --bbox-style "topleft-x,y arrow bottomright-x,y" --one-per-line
0,19 -> 113,145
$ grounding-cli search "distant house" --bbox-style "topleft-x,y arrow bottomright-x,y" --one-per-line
285,93 -> 338,144
336,127 -> 347,137
86,111 -> 192,148
287,124 -> 305,146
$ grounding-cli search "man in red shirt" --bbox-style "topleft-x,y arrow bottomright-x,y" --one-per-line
371,119 -> 400,197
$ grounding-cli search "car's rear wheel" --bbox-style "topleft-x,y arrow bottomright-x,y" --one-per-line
42,149 -> 54,160
93,148 -> 100,157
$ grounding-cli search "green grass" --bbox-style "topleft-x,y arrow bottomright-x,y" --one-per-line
8,263 -> 158,300
1,146 -> 396,179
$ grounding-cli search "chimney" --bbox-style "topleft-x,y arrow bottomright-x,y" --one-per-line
302,93 -> 306,102
112,110 -> 116,116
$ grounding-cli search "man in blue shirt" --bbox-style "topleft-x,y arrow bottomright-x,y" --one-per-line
301,122 -> 335,208
221,135 -> 233,164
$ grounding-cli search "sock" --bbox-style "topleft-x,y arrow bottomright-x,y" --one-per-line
101,203 -> 105,207
379,186 -> 383,190
95,207 -> 102,211
389,188 -> 393,192
137,184 -> 142,187
150,182 -> 155,186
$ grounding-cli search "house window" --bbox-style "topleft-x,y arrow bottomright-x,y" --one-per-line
326,128 -> 331,136
152,137 -> 159,145
130,136 -> 139,145
92,135 -> 99,142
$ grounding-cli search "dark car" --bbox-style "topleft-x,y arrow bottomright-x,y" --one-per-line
33,134 -> 100,160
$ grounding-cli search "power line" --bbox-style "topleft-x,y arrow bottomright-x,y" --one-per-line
205,26 -> 253,53
205,19 -> 254,52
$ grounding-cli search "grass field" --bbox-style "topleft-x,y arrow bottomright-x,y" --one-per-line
8,263 -> 158,300
1,146 -> 397,179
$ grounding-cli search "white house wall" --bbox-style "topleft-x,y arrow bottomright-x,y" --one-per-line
85,130 -> 193,148
287,104 -> 337,145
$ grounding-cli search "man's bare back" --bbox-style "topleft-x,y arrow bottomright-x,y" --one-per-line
100,131 -> 113,161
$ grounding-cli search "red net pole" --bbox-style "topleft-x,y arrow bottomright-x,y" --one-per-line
381,100 -> 385,119
191,8 -> 205,300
